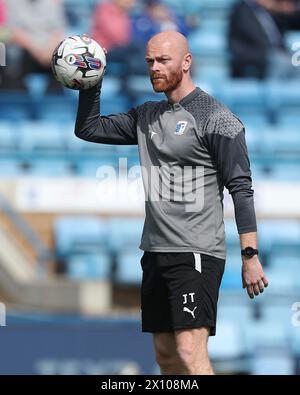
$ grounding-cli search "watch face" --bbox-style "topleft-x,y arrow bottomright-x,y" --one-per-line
245,247 -> 253,256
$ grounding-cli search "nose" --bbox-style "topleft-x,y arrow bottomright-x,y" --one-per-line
151,60 -> 161,73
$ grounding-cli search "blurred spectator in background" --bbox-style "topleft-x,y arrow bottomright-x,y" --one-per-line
0,0 -> 5,27
0,0 -> 8,43
229,0 -> 300,79
92,0 -> 147,79
2,0 -> 65,90
132,0 -> 189,44
0,0 -> 7,84
92,0 -> 135,52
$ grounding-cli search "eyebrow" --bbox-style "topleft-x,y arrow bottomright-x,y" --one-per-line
145,55 -> 171,61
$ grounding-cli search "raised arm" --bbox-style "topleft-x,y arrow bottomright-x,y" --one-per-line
75,83 -> 138,145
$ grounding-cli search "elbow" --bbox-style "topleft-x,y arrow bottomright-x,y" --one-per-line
74,117 -> 102,142
74,127 -> 82,139
74,121 -> 89,140
74,118 -> 82,138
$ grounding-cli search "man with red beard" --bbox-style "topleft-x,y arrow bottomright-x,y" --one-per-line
75,31 -> 268,375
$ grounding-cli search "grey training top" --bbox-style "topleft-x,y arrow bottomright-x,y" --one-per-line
75,85 -> 257,259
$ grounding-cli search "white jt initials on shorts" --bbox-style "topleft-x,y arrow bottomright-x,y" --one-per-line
182,293 -> 195,304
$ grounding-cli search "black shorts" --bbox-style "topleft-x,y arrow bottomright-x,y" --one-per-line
140,251 -> 225,336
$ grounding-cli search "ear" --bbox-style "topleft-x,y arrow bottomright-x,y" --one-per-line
182,53 -> 192,72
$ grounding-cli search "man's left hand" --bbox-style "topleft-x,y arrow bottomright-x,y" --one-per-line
242,256 -> 268,299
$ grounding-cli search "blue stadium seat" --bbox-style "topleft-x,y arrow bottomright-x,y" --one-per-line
189,30 -> 227,58
0,122 -> 17,152
201,0 -> 236,12
244,318 -> 290,351
65,122 -> 118,158
270,255 -> 299,270
76,158 -> 119,177
221,266 -> 241,290
115,250 -> 143,285
20,122 -> 67,153
54,216 -> 108,258
67,253 -> 112,280
101,96 -> 130,115
261,128 -> 300,156
28,160 -> 74,177
219,80 -> 267,114
0,107 -> 29,122
250,163 -> 269,180
291,323 -> 300,363
277,111 -> 300,128
194,80 -> 215,96
226,251 -> 242,268
244,127 -> 262,153
285,31 -> 300,50
200,17 -> 228,35
163,0 -> 188,13
208,320 -> 246,361
266,81 -> 300,121
193,63 -> 229,83
251,351 -> 295,375
238,113 -> 269,129
107,218 -> 144,253
24,73 -> 49,98
0,160 -> 23,177
106,61 -> 127,77
266,162 -> 300,181
244,316 -> 295,374
224,219 -> 239,247
101,77 -> 121,97
260,303 -> 296,326
218,302 -> 254,323
263,266 -> 298,294
38,96 -> 76,122
258,220 -> 300,256
133,93 -> 163,106
115,146 -> 140,168
0,92 -> 30,121
251,161 -> 300,181
70,137 -> 117,159
128,76 -> 154,95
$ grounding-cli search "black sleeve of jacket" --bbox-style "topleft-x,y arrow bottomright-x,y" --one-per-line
204,110 -> 257,234
75,83 -> 138,145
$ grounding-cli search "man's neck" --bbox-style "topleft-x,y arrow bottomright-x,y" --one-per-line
166,81 -> 196,104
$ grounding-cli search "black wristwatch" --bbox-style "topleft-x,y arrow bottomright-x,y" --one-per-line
241,247 -> 259,258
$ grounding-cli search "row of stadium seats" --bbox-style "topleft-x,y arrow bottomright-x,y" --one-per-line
0,157 -> 299,181
64,0 -> 237,16
211,314 -> 300,374
6,303 -> 300,375
2,77 -> 300,120
0,158 -> 299,181
63,0 -> 221,45
53,217 -> 300,285
1,120 -> 300,154
54,217 -> 144,284
2,121 -> 300,159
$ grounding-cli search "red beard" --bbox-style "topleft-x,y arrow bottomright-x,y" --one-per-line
151,69 -> 183,93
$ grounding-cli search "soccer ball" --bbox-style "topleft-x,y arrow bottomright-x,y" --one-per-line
52,34 -> 106,90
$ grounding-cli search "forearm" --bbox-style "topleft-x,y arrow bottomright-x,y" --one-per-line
232,189 -> 257,234
75,84 -> 138,145
239,231 -> 257,249
75,84 -> 112,143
